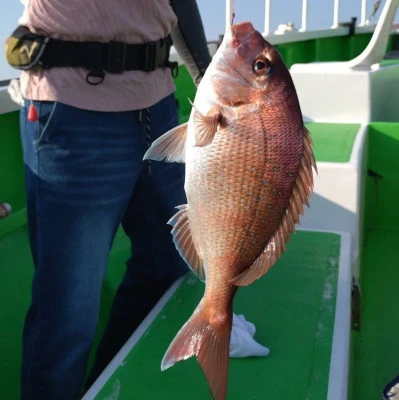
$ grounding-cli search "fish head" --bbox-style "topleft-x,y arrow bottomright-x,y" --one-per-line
208,22 -> 297,109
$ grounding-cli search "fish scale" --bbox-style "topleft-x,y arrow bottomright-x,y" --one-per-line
187,123 -> 274,272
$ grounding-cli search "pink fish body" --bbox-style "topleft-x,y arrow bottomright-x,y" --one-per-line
144,21 -> 316,400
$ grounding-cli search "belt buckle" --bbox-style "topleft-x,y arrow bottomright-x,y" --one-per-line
107,41 -> 126,74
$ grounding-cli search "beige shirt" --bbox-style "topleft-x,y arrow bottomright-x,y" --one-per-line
19,0 -> 177,111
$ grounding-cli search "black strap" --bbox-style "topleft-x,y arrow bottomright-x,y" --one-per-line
40,36 -> 176,74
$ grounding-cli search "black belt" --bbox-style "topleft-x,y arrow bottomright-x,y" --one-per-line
40,36 -> 178,84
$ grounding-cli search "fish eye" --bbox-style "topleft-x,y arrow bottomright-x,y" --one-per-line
253,57 -> 271,76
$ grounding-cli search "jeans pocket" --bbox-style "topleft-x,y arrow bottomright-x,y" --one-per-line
35,101 -> 63,146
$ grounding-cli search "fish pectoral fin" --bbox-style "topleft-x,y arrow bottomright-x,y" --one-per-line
231,127 -> 316,287
192,107 -> 219,147
168,204 -> 205,281
143,123 -> 187,163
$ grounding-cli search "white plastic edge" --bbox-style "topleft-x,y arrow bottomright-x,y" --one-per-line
266,25 -> 376,45
298,228 -> 352,400
349,123 -> 368,167
327,230 -> 352,400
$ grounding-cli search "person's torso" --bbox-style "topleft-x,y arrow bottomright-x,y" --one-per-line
20,0 -> 177,111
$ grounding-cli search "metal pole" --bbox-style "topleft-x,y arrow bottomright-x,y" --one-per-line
360,0 -> 367,25
226,0 -> 234,30
301,0 -> 308,31
332,0 -> 340,27
264,0 -> 271,35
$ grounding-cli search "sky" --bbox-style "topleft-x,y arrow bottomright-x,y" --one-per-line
0,0 -> 398,80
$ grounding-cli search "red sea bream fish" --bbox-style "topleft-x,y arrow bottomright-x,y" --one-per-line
144,21 -> 317,400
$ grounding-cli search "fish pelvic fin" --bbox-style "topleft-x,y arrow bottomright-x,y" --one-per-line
143,123 -> 187,162
161,301 -> 232,400
168,204 -> 205,281
231,127 -> 316,287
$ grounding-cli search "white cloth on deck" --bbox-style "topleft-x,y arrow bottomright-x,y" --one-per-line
229,313 -> 270,358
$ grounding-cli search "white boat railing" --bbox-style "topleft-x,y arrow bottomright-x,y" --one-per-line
332,0 -> 340,28
264,0 -> 272,36
348,0 -> 398,67
225,0 -> 397,36
361,0 -> 368,25
225,0 -> 234,30
301,0 -> 309,32
288,0 -> 398,68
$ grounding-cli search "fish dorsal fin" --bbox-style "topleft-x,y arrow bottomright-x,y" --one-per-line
192,107 -> 219,147
143,123 -> 188,163
231,128 -> 316,287
168,204 -> 205,281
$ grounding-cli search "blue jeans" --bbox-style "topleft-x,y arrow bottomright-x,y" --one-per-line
20,94 -> 188,400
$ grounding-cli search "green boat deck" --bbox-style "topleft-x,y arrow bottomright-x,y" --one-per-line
86,231 -> 346,400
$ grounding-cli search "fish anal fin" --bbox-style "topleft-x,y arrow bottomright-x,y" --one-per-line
161,301 -> 232,400
231,128 -> 316,287
230,234 -> 280,287
143,123 -> 188,163
168,205 -> 205,281
192,107 -> 219,147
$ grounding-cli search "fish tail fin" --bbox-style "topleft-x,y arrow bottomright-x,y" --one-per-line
161,301 -> 232,400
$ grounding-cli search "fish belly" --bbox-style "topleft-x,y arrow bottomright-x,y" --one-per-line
185,122 -> 301,279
